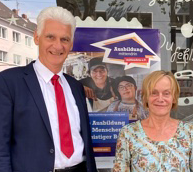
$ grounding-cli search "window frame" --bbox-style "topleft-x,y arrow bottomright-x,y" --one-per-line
13,54 -> 21,65
13,31 -> 21,43
0,50 -> 8,62
0,26 -> 7,39
25,35 -> 32,47
26,57 -> 33,65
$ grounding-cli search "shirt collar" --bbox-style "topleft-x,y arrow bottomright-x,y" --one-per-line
34,59 -> 63,83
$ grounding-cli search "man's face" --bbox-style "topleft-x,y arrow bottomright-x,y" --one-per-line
90,66 -> 108,87
118,81 -> 136,101
34,19 -> 73,73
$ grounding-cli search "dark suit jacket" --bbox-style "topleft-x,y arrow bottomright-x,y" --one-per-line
0,62 -> 97,172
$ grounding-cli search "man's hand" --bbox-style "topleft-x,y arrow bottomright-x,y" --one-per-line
83,86 -> 97,100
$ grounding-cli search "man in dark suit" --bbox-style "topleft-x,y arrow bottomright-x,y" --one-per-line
0,6 -> 97,172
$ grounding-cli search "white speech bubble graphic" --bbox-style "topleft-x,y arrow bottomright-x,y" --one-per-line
91,32 -> 160,70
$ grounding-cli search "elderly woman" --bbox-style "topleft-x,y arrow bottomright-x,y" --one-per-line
113,70 -> 193,172
107,76 -> 148,120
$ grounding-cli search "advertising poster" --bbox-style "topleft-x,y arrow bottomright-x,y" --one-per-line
65,28 -> 160,171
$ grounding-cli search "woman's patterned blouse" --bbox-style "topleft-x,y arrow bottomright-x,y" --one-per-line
113,120 -> 193,172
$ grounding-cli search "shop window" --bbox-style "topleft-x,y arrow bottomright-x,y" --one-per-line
95,11 -> 107,20
176,14 -> 190,28
126,12 -> 152,28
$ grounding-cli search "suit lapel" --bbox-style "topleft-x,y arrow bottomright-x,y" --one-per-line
64,74 -> 94,161
64,74 -> 87,134
23,62 -> 53,139
64,74 -> 83,112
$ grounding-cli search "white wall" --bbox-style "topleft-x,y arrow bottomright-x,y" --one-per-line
0,19 -> 38,71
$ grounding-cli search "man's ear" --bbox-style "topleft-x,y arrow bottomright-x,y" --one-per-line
33,30 -> 39,45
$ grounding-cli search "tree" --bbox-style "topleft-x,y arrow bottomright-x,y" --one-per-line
56,0 -> 138,20
56,0 -> 98,19
56,0 -> 81,17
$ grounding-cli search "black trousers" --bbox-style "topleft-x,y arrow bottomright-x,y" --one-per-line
54,161 -> 87,172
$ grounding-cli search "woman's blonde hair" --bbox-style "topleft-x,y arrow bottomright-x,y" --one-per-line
142,70 -> 180,110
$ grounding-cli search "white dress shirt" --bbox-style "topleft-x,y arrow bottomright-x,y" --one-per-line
33,59 -> 84,168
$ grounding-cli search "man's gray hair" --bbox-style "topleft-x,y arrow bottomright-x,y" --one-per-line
36,6 -> 76,40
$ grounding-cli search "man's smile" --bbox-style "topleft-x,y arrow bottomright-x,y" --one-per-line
49,51 -> 63,56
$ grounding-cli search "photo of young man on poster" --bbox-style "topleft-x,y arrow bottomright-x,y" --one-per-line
107,75 -> 148,120
80,57 -> 116,112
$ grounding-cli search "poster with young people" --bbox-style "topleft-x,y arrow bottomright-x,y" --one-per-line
65,27 -> 161,171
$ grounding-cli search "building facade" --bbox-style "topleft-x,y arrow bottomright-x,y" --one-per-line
0,2 -> 37,71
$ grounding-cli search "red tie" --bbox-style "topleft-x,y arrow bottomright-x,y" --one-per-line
51,74 -> 74,158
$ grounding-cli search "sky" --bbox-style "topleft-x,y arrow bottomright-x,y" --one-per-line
1,0 -> 57,23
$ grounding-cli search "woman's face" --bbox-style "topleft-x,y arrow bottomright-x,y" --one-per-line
148,76 -> 174,117
118,81 -> 136,101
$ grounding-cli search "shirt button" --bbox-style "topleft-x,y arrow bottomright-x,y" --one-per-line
50,149 -> 54,153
